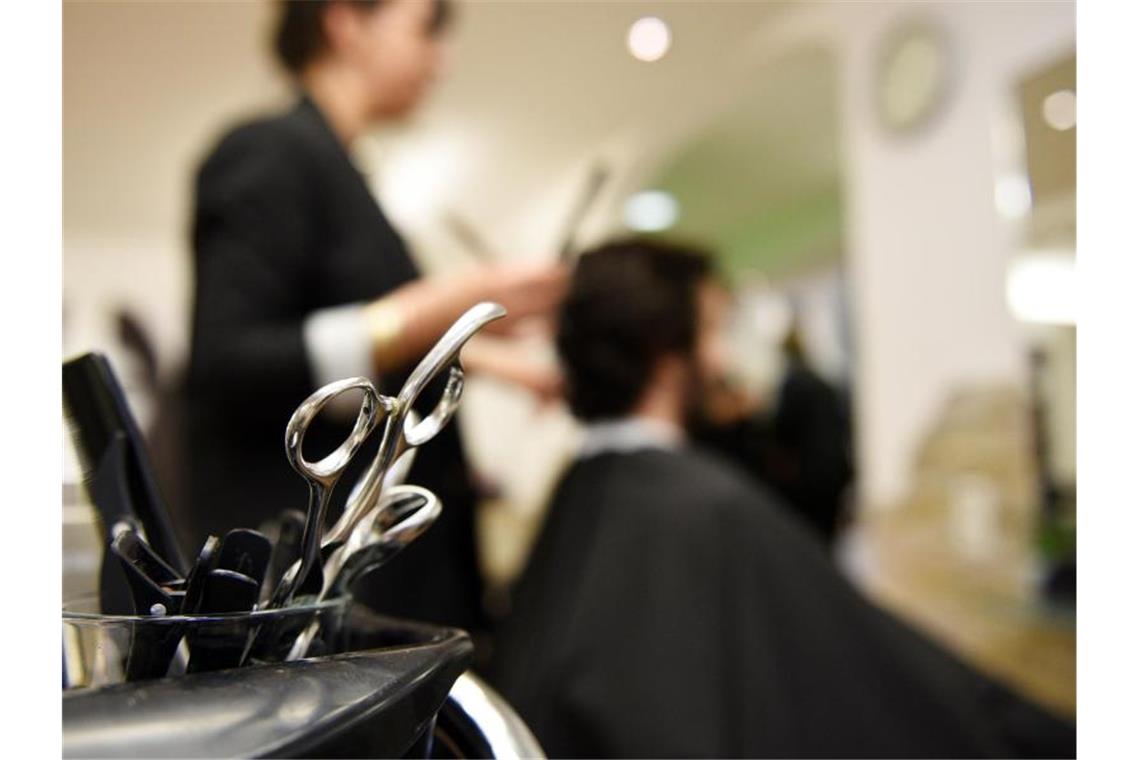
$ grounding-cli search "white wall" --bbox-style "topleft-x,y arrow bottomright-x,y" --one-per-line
727,0 -> 1073,509
63,0 -> 285,374
834,1 -> 1075,508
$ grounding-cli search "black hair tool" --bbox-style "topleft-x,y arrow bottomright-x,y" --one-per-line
557,162 -> 610,263
109,530 -> 187,681
261,509 -> 309,606
444,161 -> 610,266
63,353 -> 189,595
443,211 -> 498,263
216,528 -> 272,594
186,569 -> 261,673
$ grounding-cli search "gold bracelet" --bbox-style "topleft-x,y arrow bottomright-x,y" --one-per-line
363,298 -> 405,367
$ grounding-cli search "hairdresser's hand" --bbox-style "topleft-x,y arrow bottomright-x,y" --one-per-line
463,335 -> 565,404
478,262 -> 568,334
364,262 -> 567,374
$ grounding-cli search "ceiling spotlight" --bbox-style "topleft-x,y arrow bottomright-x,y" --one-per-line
624,190 -> 679,232
627,17 -> 671,62
1041,89 -> 1076,131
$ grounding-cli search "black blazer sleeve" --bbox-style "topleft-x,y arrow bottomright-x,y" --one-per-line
188,125 -> 318,413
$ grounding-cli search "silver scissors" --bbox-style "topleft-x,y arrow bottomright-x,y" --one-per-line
283,483 -> 443,660
266,301 -> 506,608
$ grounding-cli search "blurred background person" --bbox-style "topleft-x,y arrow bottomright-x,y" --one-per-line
491,238 -> 1073,758
696,319 -> 855,545
182,0 -> 565,637
764,321 -> 854,542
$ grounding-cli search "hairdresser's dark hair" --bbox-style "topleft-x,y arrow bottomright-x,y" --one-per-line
557,238 -> 715,422
274,0 -> 451,76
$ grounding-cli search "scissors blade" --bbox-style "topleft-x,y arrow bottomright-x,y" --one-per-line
398,301 -> 506,410
285,486 -> 442,661
331,303 -> 505,546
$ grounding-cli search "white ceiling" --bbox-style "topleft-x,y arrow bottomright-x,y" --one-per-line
375,0 -> 823,261
64,0 -> 284,241
65,1 -> 842,271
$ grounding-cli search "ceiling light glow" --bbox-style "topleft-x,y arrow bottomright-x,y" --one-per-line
627,17 -> 671,62
624,190 -> 678,232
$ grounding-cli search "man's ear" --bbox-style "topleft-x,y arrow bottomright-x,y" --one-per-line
649,353 -> 687,392
321,1 -> 364,60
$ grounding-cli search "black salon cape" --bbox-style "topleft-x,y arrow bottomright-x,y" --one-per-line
182,96 -> 483,632
490,447 -> 1074,758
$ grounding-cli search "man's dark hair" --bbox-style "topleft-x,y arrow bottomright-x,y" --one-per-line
557,238 -> 715,421
274,0 -> 452,76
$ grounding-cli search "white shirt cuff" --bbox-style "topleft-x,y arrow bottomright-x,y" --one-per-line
302,302 -> 375,408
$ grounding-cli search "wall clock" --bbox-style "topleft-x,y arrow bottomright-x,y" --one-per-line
876,19 -> 955,136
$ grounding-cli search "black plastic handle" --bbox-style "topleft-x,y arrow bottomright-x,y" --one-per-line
63,352 -> 188,575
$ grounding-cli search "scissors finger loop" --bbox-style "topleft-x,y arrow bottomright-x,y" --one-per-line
404,364 -> 465,447
284,377 -> 389,484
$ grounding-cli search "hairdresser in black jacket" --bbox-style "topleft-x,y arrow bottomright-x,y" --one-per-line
183,0 -> 565,636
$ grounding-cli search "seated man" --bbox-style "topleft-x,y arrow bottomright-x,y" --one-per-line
490,239 -> 1073,758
